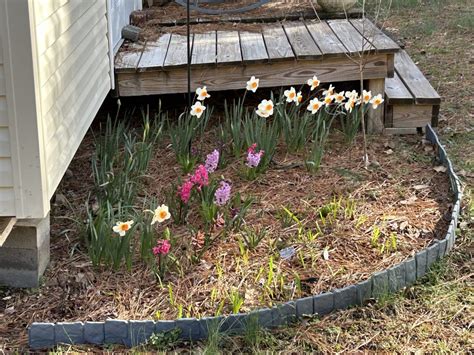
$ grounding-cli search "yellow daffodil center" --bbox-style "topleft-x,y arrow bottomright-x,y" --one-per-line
298,96 -> 302,103
375,98 -> 382,104
336,95 -> 343,101
120,224 -> 129,231
266,104 -> 272,111
159,211 -> 167,219
289,92 -> 295,98
196,107 -> 202,113
313,103 -> 320,110
325,97 -> 331,104
364,95 -> 370,101
251,82 -> 257,88
201,90 -> 207,96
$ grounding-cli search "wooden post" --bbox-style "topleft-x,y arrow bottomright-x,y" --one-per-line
367,78 -> 385,134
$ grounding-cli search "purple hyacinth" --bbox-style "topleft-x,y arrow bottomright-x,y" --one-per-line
214,181 -> 231,206
246,150 -> 264,168
205,149 -> 219,173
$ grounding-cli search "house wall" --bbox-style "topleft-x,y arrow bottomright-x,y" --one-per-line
0,20 -> 15,215
31,0 -> 112,204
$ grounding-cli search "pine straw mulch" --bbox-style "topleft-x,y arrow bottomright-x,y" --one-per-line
0,122 -> 454,348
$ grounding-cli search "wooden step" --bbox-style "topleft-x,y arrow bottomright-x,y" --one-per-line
384,50 -> 441,132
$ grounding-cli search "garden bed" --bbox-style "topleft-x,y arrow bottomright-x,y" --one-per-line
1,83 -> 454,349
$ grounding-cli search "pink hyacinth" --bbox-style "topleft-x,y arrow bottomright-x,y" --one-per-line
152,239 -> 171,256
205,149 -> 219,173
246,144 -> 264,168
214,181 -> 231,206
178,180 -> 194,203
190,164 -> 209,189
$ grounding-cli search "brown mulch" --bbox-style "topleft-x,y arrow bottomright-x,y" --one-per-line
0,114 -> 453,348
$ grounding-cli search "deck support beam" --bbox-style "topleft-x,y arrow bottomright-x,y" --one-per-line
367,78 -> 385,134
0,215 -> 50,288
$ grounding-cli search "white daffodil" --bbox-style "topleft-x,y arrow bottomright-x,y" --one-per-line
246,76 -> 259,92
112,220 -> 134,237
344,98 -> 357,112
295,92 -> 303,106
345,90 -> 359,100
323,84 -> 335,97
284,87 -> 298,103
196,86 -> 210,101
190,101 -> 206,118
307,98 -> 322,114
370,94 -> 384,109
257,99 -> 274,117
323,94 -> 334,106
307,75 -> 320,91
362,90 -> 372,104
151,204 -> 171,225
334,91 -> 346,104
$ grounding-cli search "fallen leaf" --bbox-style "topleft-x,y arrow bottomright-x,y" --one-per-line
384,149 -> 394,155
399,221 -> 409,231
400,196 -> 418,205
434,166 -> 447,173
323,247 -> 330,260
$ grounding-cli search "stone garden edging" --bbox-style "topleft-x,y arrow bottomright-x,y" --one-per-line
28,125 -> 463,349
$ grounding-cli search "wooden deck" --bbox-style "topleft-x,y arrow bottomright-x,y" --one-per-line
115,18 -> 400,98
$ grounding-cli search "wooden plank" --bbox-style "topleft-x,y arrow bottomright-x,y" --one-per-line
385,72 -> 414,105
327,19 -> 374,54
395,50 -> 441,104
305,20 -> 347,57
0,65 -> 5,95
117,53 -> 389,96
192,32 -> 217,65
262,24 -> 294,61
0,217 -> 16,247
283,22 -> 322,59
0,158 -> 13,186
350,19 -> 399,53
0,97 -> 7,127
367,78 -> 385,133
239,31 -> 268,62
164,33 -> 194,68
392,105 -> 433,128
137,34 -> 171,70
216,31 -> 242,64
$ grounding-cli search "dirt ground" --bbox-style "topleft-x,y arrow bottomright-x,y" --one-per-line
0,0 -> 473,352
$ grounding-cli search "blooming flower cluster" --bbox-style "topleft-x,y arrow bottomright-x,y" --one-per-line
151,204 -> 171,225
246,143 -> 265,168
190,164 -> 209,190
246,76 -> 259,92
204,149 -> 219,173
214,181 -> 232,206
152,239 -> 171,256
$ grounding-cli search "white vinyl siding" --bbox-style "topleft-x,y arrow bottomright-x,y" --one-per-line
32,0 -> 111,198
0,31 -> 15,215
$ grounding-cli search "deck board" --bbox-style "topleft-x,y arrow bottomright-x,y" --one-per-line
164,33 -> 193,67
350,19 -> 399,53
138,34 -> 171,70
283,22 -> 322,59
115,43 -> 144,72
305,20 -> 347,57
262,24 -> 294,61
395,50 -> 440,104
216,31 -> 242,64
239,31 -> 268,62
385,72 -> 414,105
327,19 -> 374,53
192,32 -> 217,65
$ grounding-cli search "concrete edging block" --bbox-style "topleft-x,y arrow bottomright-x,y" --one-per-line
104,319 -> 128,345
296,296 -> 314,318
426,242 -> 440,269
272,301 -> 296,326
388,262 -> 406,292
356,278 -> 372,305
84,321 -> 104,345
198,316 -> 224,339
372,270 -> 389,299
176,318 -> 201,341
415,249 -> 428,279
29,323 -> 55,349
129,320 -> 155,346
333,285 -> 357,310
155,320 -> 177,334
313,292 -> 334,317
221,313 -> 246,335
404,257 -> 416,286
55,322 -> 84,345
438,239 -> 447,259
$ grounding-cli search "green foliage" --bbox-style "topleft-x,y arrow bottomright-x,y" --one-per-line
305,108 -> 333,173
339,103 -> 368,145
240,226 -> 267,250
275,100 -> 313,153
147,328 -> 181,350
229,289 -> 245,314
224,98 -> 247,158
